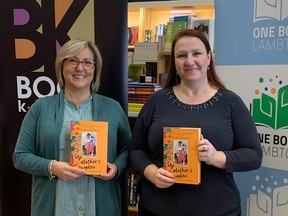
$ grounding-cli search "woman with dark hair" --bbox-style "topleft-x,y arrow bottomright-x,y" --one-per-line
129,29 -> 262,216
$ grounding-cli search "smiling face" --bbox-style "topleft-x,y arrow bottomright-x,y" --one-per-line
174,36 -> 211,86
62,47 -> 95,93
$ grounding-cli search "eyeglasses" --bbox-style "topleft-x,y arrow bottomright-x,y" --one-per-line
66,57 -> 95,70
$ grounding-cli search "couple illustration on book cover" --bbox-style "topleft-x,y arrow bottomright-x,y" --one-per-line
83,132 -> 96,157
175,140 -> 188,165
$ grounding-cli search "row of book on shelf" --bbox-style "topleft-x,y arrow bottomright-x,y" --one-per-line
128,17 -> 214,63
128,82 -> 162,113
128,10 -> 214,107
128,9 -> 215,66
128,172 -> 140,206
164,16 -> 215,52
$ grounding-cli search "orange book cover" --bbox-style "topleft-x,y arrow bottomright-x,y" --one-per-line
70,120 -> 108,175
163,127 -> 201,184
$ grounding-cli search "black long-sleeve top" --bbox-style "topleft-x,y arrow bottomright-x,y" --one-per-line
129,88 -> 262,216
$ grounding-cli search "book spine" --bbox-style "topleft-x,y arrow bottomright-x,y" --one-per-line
145,62 -> 157,83
128,98 -> 149,104
128,91 -> 155,95
128,173 -> 139,206
128,87 -> 156,92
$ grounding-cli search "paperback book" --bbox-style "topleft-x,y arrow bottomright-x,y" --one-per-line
174,15 -> 198,29
163,127 -> 201,184
164,21 -> 186,52
70,120 -> 108,175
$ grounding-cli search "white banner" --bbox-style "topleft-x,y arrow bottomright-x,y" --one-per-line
215,0 -> 288,215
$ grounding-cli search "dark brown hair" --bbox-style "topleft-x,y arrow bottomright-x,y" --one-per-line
164,29 -> 227,90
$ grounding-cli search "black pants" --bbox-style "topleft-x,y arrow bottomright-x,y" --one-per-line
138,204 -> 160,216
138,203 -> 241,216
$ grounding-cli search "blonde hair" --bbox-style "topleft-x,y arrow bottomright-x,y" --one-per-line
55,38 -> 103,92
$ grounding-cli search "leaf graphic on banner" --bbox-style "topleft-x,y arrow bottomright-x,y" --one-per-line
257,189 -> 271,214
274,185 -> 288,206
277,85 -> 288,129
253,93 -> 276,129
273,185 -> 288,216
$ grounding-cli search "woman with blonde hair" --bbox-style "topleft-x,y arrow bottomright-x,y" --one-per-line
13,38 -> 131,216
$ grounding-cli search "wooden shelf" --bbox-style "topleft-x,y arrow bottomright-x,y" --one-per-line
128,206 -> 138,216
157,51 -> 171,84
129,206 -> 138,212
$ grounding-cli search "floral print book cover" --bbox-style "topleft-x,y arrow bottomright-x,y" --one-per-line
163,127 -> 201,185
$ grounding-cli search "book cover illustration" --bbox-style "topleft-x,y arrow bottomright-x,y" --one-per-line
70,120 -> 108,175
193,19 -> 214,51
163,127 -> 201,184
128,26 -> 138,45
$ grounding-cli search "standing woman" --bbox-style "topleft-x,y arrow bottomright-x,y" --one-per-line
129,29 -> 262,216
13,38 -> 131,216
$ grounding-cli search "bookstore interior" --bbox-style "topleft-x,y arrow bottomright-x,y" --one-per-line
127,1 -> 214,215
127,0 -> 214,118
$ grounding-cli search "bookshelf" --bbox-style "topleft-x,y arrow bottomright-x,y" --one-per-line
128,0 -> 215,88
127,2 -> 215,214
128,0 -> 214,43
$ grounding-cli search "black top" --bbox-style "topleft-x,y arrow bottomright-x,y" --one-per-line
129,88 -> 262,216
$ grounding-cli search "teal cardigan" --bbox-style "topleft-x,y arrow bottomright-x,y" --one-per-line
13,91 -> 131,216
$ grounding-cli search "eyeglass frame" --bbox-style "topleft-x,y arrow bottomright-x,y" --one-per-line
65,57 -> 96,70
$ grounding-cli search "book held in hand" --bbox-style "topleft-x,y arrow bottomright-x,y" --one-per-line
70,121 -> 108,175
163,127 -> 201,184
